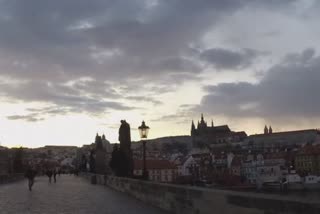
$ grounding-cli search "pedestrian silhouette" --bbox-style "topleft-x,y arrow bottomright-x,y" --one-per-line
25,166 -> 36,191
46,169 -> 53,183
53,169 -> 57,183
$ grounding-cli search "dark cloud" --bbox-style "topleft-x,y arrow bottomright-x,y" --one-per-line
151,104 -> 196,124
0,0 -> 287,81
0,0 -> 301,118
197,48 -> 320,120
125,96 -> 162,105
26,106 -> 71,116
7,114 -> 44,122
0,0 -> 243,83
200,48 -> 265,70
8,106 -> 75,122
0,80 -> 134,114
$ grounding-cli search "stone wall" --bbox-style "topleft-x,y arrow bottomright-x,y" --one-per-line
82,173 -> 320,214
0,173 -> 24,184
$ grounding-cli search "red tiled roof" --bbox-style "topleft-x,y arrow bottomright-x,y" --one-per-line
134,159 -> 177,170
297,144 -> 320,156
264,153 -> 286,160
233,131 -> 247,137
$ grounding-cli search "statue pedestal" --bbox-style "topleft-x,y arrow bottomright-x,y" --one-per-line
95,150 -> 107,174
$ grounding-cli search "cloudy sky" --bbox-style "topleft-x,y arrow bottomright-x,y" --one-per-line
0,0 -> 319,148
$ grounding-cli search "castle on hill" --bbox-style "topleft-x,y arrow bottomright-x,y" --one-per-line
191,114 -> 247,148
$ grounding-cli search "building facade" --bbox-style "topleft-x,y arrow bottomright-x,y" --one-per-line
295,145 -> 320,175
133,159 -> 178,183
247,129 -> 320,152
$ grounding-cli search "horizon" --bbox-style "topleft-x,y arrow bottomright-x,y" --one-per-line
1,1 -> 320,148
3,123 -> 320,149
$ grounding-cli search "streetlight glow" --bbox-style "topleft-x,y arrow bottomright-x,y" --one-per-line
138,120 -> 150,180
138,121 -> 150,139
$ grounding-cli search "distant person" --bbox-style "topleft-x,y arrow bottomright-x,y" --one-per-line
46,169 -> 53,183
53,169 -> 57,183
25,167 -> 36,191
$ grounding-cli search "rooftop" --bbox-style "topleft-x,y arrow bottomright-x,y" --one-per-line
250,129 -> 319,138
134,159 -> 177,170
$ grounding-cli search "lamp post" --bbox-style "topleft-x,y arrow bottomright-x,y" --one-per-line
138,121 -> 150,180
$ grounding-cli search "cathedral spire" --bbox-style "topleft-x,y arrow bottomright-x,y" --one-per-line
264,125 -> 268,134
191,120 -> 195,135
201,113 -> 204,122
211,120 -> 214,127
269,126 -> 273,134
191,120 -> 195,130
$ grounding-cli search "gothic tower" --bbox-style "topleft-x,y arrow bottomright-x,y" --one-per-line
191,120 -> 196,136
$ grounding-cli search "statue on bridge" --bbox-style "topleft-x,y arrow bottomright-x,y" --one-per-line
95,133 -> 108,174
110,120 -> 133,177
89,150 -> 96,173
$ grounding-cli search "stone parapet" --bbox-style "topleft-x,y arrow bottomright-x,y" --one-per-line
81,173 -> 320,214
0,173 -> 24,184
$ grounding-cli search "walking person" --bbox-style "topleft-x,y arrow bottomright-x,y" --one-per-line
25,166 -> 36,191
46,169 -> 53,183
53,169 -> 57,183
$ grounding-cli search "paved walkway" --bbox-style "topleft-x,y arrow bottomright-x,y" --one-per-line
0,175 -> 168,214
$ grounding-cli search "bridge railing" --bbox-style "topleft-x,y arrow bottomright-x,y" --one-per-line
81,173 -> 320,214
80,174 -> 320,214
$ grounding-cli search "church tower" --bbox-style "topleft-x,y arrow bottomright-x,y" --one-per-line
264,125 -> 268,134
198,113 -> 207,130
269,126 -> 273,134
191,120 -> 196,136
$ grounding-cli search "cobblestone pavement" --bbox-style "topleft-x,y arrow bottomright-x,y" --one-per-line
0,175 -> 168,214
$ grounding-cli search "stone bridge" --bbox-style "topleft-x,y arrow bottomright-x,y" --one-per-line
2,174 -> 320,214
0,175 -> 167,214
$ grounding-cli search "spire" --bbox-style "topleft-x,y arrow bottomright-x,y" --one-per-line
264,125 -> 268,134
211,120 -> 214,127
269,126 -> 273,134
198,113 -> 208,129
191,120 -> 195,136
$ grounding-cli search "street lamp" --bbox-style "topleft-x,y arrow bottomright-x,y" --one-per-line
138,121 -> 150,180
